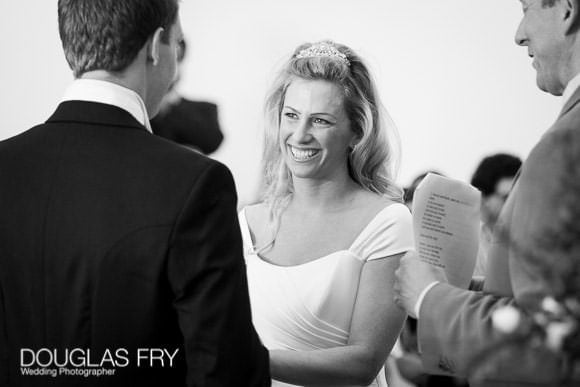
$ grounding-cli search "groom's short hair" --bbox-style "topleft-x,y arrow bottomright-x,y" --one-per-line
58,0 -> 179,77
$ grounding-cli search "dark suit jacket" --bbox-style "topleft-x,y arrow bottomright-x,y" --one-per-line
417,88 -> 580,384
151,100 -> 224,155
0,101 -> 269,386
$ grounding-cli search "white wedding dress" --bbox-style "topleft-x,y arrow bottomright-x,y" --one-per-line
239,203 -> 414,387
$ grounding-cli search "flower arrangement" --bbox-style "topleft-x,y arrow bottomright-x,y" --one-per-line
487,296 -> 580,384
469,298 -> 580,386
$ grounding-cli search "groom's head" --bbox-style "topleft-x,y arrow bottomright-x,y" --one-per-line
58,0 -> 183,118
58,0 -> 179,77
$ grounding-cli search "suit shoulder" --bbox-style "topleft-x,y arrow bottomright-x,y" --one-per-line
551,102 -> 580,138
171,143 -> 229,175
0,122 -> 46,142
147,134 -> 210,165
0,123 -> 49,154
533,115 -> 580,163
131,134 -> 233,189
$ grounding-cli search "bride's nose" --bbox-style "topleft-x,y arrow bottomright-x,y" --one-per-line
291,119 -> 313,143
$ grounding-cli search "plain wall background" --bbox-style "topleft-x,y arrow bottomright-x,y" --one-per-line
0,1 -> 561,205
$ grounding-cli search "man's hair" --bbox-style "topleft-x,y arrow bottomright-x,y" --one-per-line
471,153 -> 522,197
58,0 -> 179,77
404,170 -> 444,205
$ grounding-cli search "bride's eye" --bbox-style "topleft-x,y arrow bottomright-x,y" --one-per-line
312,117 -> 331,126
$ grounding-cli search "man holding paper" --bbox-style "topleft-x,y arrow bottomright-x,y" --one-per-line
408,173 -> 481,289
394,0 -> 580,383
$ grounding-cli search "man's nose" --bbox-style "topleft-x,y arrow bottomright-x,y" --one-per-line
514,20 -> 527,46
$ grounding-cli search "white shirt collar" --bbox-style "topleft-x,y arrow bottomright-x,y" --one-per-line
562,72 -> 580,108
61,79 -> 152,133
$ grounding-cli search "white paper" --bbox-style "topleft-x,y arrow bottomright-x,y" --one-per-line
412,173 -> 481,289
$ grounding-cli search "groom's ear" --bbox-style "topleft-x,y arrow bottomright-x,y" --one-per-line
146,27 -> 165,66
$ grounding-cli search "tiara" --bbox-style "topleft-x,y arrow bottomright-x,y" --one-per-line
295,42 -> 350,66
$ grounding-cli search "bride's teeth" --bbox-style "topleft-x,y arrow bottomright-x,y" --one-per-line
290,146 -> 318,160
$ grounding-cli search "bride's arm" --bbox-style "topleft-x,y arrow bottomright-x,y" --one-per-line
270,253 -> 406,386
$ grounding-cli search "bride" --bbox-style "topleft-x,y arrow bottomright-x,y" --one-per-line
239,41 -> 413,386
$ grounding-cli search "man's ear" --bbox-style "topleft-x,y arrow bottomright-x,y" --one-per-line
562,0 -> 580,34
147,27 -> 165,66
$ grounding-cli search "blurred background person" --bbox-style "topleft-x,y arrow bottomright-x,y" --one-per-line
151,39 -> 224,154
403,170 -> 445,211
470,153 -> 522,277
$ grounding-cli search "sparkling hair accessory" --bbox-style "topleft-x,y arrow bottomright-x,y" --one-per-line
295,42 -> 350,66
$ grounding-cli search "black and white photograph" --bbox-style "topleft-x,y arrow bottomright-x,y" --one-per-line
1,1 -> 579,386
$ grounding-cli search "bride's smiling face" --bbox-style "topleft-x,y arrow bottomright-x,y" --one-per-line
279,78 -> 355,180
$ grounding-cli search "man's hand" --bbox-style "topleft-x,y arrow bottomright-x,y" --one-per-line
394,250 -> 447,318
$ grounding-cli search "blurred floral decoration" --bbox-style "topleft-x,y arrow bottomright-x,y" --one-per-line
469,130 -> 580,386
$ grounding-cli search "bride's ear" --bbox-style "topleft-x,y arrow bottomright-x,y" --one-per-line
349,134 -> 362,149
146,27 -> 165,66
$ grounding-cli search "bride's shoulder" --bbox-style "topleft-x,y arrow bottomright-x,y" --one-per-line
353,189 -> 399,212
242,202 -> 270,231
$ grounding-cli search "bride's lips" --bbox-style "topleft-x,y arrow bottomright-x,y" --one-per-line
287,144 -> 321,162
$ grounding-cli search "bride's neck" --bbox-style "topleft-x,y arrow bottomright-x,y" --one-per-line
290,176 -> 361,213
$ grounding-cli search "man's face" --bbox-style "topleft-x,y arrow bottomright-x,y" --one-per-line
149,17 -> 184,118
515,0 -> 567,95
482,177 -> 514,227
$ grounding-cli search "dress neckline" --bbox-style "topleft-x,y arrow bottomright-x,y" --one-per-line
239,203 -> 403,268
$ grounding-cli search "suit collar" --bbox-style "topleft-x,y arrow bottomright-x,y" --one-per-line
61,79 -> 152,132
558,85 -> 580,120
46,101 -> 149,132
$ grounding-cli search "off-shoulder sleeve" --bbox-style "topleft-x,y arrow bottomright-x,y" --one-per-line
350,203 -> 415,261
237,207 -> 254,256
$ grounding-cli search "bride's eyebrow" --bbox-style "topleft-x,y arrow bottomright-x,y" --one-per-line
283,106 -> 300,113
311,112 -> 337,120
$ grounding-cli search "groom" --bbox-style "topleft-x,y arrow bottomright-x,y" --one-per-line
0,0 -> 269,386
394,0 -> 580,384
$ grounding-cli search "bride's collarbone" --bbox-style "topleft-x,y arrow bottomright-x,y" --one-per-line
259,211 -> 371,265
247,195 -> 395,264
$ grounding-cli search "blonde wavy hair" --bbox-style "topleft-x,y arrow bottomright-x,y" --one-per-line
261,40 -> 403,226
